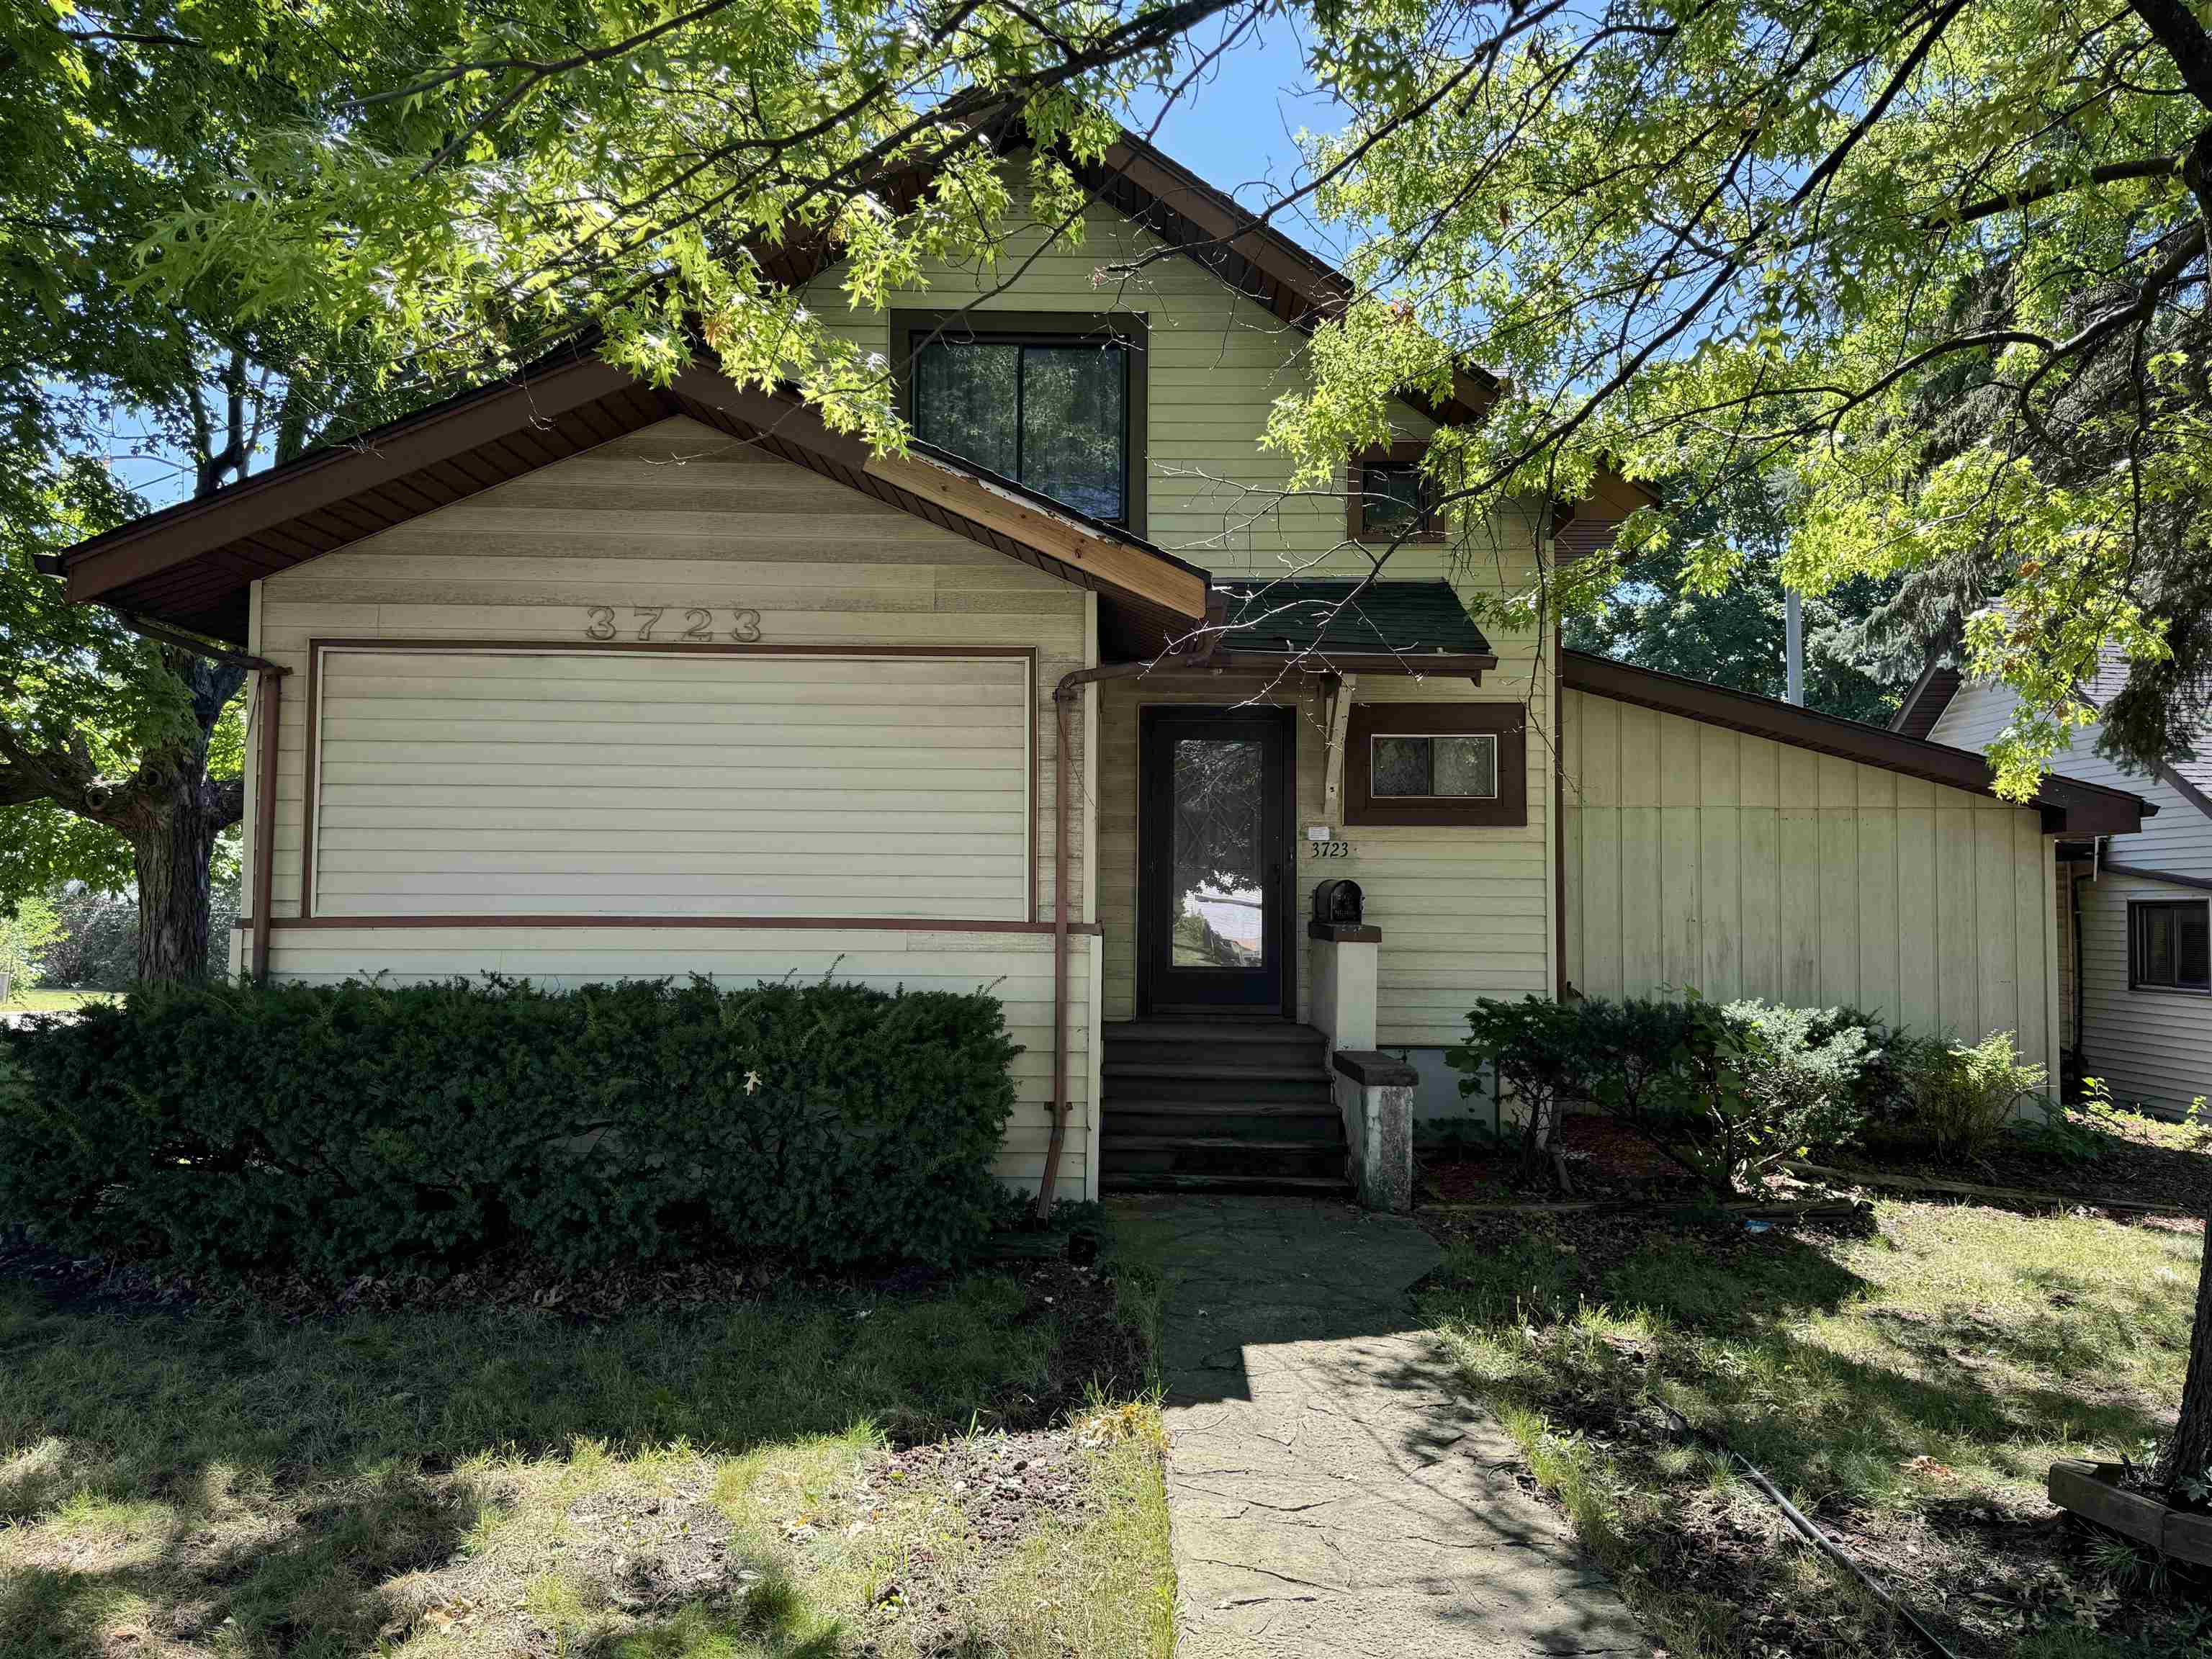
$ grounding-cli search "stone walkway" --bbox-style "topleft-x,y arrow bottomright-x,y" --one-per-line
1118,1195 -> 1647,1658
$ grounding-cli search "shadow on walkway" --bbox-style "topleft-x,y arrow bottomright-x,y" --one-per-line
1114,1195 -> 1649,1658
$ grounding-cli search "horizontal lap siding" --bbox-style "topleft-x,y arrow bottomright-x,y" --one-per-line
240,414 -> 1096,1195
311,649 -> 1030,920
1561,690 -> 2059,1073
263,926 -> 1094,1198
1095,631 -> 1553,1044
2075,873 -> 2212,1114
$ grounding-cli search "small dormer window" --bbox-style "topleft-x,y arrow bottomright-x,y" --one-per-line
1350,441 -> 1447,542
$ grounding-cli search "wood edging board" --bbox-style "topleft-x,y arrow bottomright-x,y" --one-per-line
1784,1160 -> 2191,1218
298,639 -> 1041,927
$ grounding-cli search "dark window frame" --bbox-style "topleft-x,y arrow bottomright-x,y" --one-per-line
1367,731 -> 1501,800
2128,897 -> 2212,994
1346,703 -> 1527,827
1349,440 -> 1447,544
891,310 -> 1148,534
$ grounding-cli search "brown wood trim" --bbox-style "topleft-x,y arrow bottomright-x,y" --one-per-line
1349,441 -> 1447,544
1210,649 -> 1497,679
2103,861 -> 2212,894
251,668 -> 281,979
236,914 -> 1102,935
1345,702 -> 1529,827
1560,648 -> 2149,837
889,309 -> 1150,539
302,638 -> 1043,930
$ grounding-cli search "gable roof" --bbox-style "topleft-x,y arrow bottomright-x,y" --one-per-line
1563,649 -> 2150,837
1892,649 -> 2212,828
1889,659 -> 1962,739
47,348 -> 1208,654
50,125 -> 1643,645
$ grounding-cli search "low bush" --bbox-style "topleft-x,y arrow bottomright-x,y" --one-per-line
1888,1029 -> 2049,1156
1452,991 -> 1880,1195
0,975 -> 1020,1278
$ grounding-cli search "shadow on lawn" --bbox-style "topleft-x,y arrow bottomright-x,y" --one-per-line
0,1265 -> 1089,1658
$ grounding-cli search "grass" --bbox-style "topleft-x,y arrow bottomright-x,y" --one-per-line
0,1251 -> 1174,1658
1425,1200 -> 2212,1658
0,990 -> 114,1015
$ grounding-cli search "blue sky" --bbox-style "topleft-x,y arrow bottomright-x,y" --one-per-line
1125,14 -> 1348,262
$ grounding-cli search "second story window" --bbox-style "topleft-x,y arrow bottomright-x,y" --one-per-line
908,325 -> 1136,526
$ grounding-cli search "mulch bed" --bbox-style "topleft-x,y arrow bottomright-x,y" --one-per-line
1843,1116 -> 2212,1218
1421,1112 -> 1712,1207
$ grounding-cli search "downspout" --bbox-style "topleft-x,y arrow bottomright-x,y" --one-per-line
249,667 -> 282,981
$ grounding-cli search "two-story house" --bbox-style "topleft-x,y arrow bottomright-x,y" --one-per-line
46,132 -> 2146,1198
1894,660 -> 2208,1114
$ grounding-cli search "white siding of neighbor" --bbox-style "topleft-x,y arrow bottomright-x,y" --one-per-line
241,414 -> 1096,1199
310,648 -> 1031,921
1928,678 -> 2212,876
1561,690 -> 2062,1074
2074,871 -> 2212,1114
1929,676 -> 2212,1112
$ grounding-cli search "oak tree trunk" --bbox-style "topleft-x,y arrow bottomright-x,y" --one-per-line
2159,1202 -> 2212,1496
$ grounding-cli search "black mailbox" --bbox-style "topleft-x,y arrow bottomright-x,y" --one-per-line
1311,878 -> 1364,927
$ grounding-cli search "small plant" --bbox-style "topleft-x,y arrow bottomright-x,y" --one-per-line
1894,1030 -> 2049,1156
1448,997 -> 1594,1175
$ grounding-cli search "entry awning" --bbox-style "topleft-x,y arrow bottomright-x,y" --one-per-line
1210,579 -> 1498,678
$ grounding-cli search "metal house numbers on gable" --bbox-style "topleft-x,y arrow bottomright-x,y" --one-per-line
583,606 -> 763,643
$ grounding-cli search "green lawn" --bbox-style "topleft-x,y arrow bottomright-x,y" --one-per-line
0,1252 -> 1174,1658
1426,1200 -> 2211,1658
0,991 -> 114,1015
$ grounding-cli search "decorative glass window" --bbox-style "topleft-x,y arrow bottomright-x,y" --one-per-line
1368,732 -> 1499,799
2131,899 -> 2211,991
912,338 -> 1130,523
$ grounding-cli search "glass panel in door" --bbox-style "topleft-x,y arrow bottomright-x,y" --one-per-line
1171,737 -> 1267,968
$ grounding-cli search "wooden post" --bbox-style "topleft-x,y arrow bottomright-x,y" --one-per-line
250,667 -> 281,981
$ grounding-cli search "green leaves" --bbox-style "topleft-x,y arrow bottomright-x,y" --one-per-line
0,974 -> 1023,1280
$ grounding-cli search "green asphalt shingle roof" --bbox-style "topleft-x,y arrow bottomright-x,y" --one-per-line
1217,580 -> 1495,660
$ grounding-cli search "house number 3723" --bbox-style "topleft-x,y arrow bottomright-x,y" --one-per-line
584,606 -> 763,642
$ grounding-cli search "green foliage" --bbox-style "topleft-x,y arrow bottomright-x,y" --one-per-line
0,975 -> 1022,1278
1890,1030 -> 2049,1156
1457,992 -> 1878,1194
1448,996 -> 1596,1171
0,894 -> 63,989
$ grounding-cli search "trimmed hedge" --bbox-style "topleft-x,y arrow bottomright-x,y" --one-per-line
0,976 -> 1020,1278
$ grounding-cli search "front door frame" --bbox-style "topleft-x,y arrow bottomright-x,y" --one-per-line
1137,704 -> 1298,1018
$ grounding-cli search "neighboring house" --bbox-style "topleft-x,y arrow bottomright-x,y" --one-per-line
1894,661 -> 2209,1115
45,133 -> 2148,1198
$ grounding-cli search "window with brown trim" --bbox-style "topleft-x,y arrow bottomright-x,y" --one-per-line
1349,441 -> 1445,543
1346,703 -> 1526,826
891,310 -> 1148,532
2130,899 -> 2211,992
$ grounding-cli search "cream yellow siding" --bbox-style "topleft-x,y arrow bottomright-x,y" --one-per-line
242,414 -> 1096,1197
308,647 -> 1031,921
1561,688 -> 2062,1071
1096,644 -> 1555,1046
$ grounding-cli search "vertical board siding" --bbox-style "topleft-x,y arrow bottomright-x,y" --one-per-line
2073,872 -> 2212,1114
1560,690 -> 2060,1071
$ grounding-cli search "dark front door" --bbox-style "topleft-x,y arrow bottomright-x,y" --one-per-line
1139,706 -> 1295,1015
